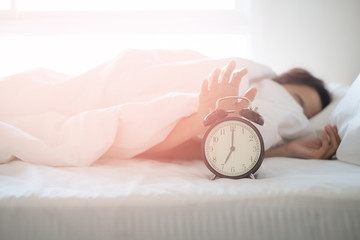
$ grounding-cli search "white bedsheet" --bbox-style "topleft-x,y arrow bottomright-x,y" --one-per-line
1,157 -> 359,240
0,49 -> 312,166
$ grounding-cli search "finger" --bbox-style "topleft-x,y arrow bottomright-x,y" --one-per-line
325,125 -> 339,147
200,79 -> 209,98
209,68 -> 220,90
325,125 -> 337,143
230,68 -> 248,88
324,125 -> 340,158
317,130 -> 330,159
322,128 -> 339,159
236,88 -> 257,109
333,125 -> 341,144
219,60 -> 236,84
244,87 -> 257,102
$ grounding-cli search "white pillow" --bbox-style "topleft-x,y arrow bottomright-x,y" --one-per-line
330,74 -> 360,165
309,82 -> 348,136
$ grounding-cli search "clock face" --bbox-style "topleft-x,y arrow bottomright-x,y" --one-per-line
202,118 -> 264,179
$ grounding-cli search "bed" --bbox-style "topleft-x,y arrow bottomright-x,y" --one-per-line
1,50 -> 360,240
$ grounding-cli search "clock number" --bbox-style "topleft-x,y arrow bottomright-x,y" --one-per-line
220,129 -> 226,135
231,167 -> 235,173
249,156 -> 253,162
253,146 -> 258,152
213,137 -> 219,143
207,146 -> 214,152
242,164 -> 247,171
230,125 -> 236,131
249,135 -> 254,141
211,156 -> 217,162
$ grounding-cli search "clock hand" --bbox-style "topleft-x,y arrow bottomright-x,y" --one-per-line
224,146 -> 235,165
224,128 -> 236,165
224,150 -> 232,164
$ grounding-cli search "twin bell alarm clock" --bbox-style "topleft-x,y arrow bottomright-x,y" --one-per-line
201,96 -> 265,180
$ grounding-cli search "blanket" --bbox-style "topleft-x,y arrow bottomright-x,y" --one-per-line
0,49 -> 313,166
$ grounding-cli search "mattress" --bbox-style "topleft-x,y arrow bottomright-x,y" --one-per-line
1,156 -> 360,240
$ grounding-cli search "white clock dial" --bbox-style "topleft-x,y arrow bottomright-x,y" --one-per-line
203,119 -> 263,178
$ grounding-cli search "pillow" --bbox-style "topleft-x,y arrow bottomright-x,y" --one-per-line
309,82 -> 348,136
330,74 -> 360,165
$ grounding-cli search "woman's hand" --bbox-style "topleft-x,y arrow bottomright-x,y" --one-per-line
287,125 -> 341,159
198,60 -> 257,118
265,125 -> 341,159
138,61 -> 260,159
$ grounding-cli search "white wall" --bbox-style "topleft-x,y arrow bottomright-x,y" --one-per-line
251,0 -> 360,84
1,0 -> 359,84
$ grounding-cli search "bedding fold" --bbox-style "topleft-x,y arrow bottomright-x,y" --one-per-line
0,49 -> 312,166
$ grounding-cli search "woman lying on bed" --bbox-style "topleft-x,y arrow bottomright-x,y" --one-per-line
138,60 -> 341,160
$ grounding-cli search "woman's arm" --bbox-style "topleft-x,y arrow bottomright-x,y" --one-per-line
265,124 -> 341,159
138,60 -> 341,160
138,60 -> 257,159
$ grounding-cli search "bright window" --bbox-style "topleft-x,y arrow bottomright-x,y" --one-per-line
0,1 -> 10,10
0,0 -> 253,77
12,0 -> 236,11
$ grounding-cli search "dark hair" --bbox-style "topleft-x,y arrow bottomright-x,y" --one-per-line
273,68 -> 331,109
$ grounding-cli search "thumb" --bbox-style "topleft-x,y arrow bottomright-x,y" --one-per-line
236,87 -> 257,109
244,87 -> 257,102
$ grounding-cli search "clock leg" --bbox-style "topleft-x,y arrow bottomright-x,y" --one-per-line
210,174 -> 217,181
250,173 -> 256,180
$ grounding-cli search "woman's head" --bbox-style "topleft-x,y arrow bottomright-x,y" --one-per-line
273,68 -> 331,118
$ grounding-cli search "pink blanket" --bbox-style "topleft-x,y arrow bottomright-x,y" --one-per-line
0,50 -> 311,166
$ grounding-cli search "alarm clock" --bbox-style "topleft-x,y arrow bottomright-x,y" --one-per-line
201,96 -> 265,180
